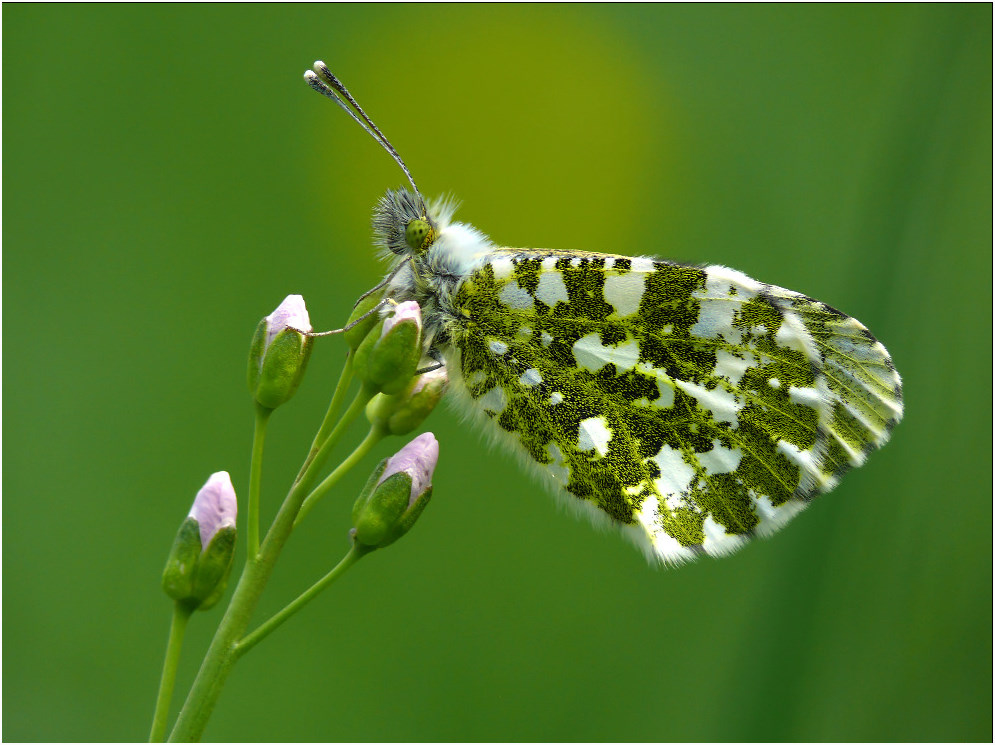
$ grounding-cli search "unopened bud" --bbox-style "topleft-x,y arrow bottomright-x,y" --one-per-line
351,433 -> 438,549
248,295 -> 313,409
162,472 -> 238,610
366,366 -> 448,436
353,301 -> 422,395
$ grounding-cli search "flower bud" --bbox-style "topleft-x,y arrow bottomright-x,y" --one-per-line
343,290 -> 384,351
351,433 -> 438,549
162,472 -> 238,610
248,295 -> 313,410
366,366 -> 448,436
352,301 -> 422,395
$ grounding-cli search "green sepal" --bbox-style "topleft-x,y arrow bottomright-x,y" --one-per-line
249,326 -> 313,410
247,319 -> 268,393
381,486 -> 432,548
352,472 -> 412,548
162,518 -> 201,602
351,319 -> 382,386
343,291 -> 384,350
350,458 -> 389,526
352,319 -> 421,395
191,525 -> 236,610
365,391 -> 398,428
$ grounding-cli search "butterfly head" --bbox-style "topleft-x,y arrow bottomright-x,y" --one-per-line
372,188 -> 440,258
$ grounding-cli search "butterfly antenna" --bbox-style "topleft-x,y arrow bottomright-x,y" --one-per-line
304,61 -> 426,214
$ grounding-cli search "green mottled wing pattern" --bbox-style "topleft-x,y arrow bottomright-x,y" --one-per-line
443,249 -> 903,564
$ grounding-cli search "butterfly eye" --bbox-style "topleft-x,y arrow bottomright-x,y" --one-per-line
405,219 -> 434,252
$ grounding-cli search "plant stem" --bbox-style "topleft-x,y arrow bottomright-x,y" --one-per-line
234,543 -> 368,658
168,464 -> 322,740
247,404 -> 272,560
166,388 -> 375,742
296,353 -> 353,482
295,427 -> 384,527
149,602 -> 192,742
293,385 -> 375,501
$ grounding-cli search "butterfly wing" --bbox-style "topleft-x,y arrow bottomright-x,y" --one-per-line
441,250 -> 903,564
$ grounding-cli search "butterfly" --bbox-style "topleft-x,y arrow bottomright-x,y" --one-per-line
305,62 -> 904,565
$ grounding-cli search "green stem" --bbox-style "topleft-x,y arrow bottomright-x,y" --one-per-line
291,386 -> 375,510
295,427 -> 384,527
166,387 -> 375,742
149,602 -> 192,742
296,353 -> 353,482
247,405 -> 272,560
234,543 -> 368,658
168,459 -> 326,740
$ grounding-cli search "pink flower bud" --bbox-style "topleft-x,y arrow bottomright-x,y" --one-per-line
353,301 -> 423,395
264,294 -> 312,351
189,472 -> 238,551
381,301 -> 422,337
249,295 -> 314,409
377,432 -> 439,505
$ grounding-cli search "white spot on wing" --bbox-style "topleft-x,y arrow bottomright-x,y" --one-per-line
673,379 -> 742,423
652,445 -> 695,507
577,416 -> 611,457
691,269 -> 757,342
697,442 -> 743,474
488,340 -> 508,356
622,363 -> 677,408
651,375 -> 676,408
490,256 -> 515,280
714,349 -> 753,385
603,273 -> 644,317
701,515 -> 747,557
572,334 -> 639,373
499,282 -> 534,310
774,312 -> 816,357
536,270 -> 569,306
519,368 -> 542,387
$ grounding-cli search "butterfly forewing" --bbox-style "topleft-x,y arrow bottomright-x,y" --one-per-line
443,250 -> 903,564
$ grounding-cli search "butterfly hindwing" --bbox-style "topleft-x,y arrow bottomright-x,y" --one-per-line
441,249 -> 903,564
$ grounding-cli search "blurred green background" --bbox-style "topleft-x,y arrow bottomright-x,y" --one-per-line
3,5 -> 991,742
